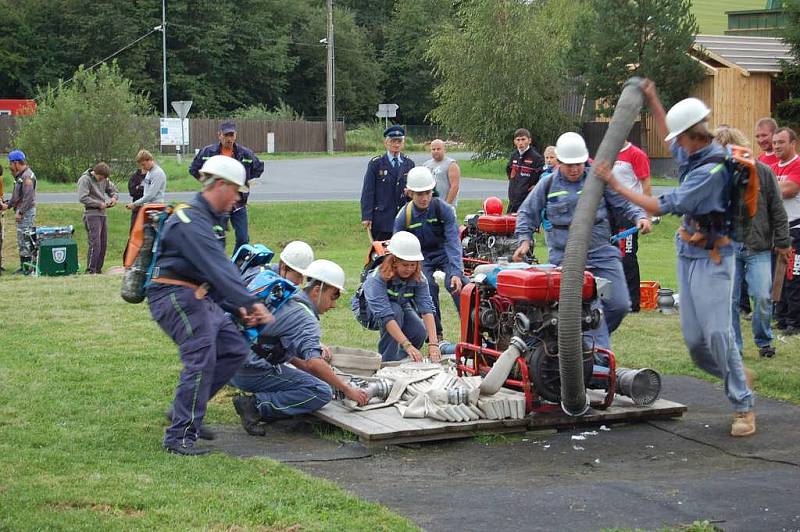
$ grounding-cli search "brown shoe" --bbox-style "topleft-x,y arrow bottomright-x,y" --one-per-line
731,411 -> 756,437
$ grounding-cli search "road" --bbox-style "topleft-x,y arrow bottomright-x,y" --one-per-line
33,152 -> 672,204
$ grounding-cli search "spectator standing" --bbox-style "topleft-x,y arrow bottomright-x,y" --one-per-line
127,150 -> 166,212
755,117 -> 779,167
126,164 -> 146,230
77,162 -> 118,274
423,139 -> 461,207
7,150 -> 37,275
771,127 -> 800,335
190,121 -> 264,251
360,126 -> 415,242
505,128 -> 543,213
714,127 -> 790,358
610,141 -> 652,312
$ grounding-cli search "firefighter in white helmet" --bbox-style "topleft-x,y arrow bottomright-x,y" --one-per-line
230,259 -> 369,435
361,231 -> 440,362
394,166 -> 467,341
267,240 -> 314,285
512,132 -> 650,350
595,80 -> 756,438
148,155 -> 272,455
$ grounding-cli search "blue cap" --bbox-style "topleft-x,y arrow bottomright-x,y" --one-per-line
8,150 -> 26,162
383,125 -> 405,139
219,121 -> 236,134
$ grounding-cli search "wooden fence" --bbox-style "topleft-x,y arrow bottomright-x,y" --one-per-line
0,116 -> 347,153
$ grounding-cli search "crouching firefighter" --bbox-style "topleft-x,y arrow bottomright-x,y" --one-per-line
360,231 -> 441,362
147,155 -> 272,455
393,166 -> 467,340
230,260 -> 369,436
597,81 -> 756,438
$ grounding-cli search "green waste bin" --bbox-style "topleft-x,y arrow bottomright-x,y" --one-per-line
37,237 -> 79,276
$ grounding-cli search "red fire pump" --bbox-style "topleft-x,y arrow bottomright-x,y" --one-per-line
460,198 -> 535,275
455,265 -> 620,414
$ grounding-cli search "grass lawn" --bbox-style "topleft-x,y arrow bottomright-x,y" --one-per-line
1,201 -> 798,529
692,0 -> 764,35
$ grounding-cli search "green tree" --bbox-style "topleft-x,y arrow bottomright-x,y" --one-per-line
427,0 -> 582,157
382,0 -> 454,124
284,4 -> 383,123
571,0 -> 704,116
13,63 -> 154,183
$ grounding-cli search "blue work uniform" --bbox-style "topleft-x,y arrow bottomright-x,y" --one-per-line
658,141 -> 753,413
361,152 -> 414,240
393,197 -> 467,337
362,269 -> 435,361
515,169 -> 646,348
230,290 -> 332,420
147,193 -> 259,451
189,143 -> 264,251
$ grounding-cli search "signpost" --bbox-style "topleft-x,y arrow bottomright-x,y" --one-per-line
170,100 -> 192,162
376,103 -> 399,130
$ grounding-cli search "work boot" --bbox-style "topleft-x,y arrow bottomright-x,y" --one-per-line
759,346 -> 776,358
163,443 -> 212,456
164,406 -> 216,440
731,411 -> 756,437
233,395 -> 266,436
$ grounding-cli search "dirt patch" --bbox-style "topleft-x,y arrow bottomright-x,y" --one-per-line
49,501 -> 145,518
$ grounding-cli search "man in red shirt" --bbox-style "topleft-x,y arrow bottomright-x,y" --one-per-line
756,117 -> 779,167
771,127 -> 800,334
610,141 -> 651,312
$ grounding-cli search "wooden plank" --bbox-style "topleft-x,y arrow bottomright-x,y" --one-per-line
314,393 -> 686,444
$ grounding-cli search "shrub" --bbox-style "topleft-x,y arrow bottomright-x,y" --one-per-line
345,121 -> 419,152
12,63 -> 154,184
230,100 -> 302,121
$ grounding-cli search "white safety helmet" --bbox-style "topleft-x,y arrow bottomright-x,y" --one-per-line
199,155 -> 248,192
304,259 -> 346,292
406,166 -> 436,192
555,132 -> 589,164
280,241 -> 314,274
387,231 -> 424,261
664,98 -> 711,142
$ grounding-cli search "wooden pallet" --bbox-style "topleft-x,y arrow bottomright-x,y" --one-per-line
314,391 -> 687,445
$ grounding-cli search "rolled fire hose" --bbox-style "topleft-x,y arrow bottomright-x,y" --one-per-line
558,77 -> 644,416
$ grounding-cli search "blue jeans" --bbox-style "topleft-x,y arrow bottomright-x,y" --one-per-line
732,245 -> 773,350
231,363 -> 332,420
677,254 -> 754,412
378,302 -> 428,362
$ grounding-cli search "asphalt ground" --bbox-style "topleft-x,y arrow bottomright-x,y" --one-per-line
33,153 -> 671,204
208,375 -> 800,532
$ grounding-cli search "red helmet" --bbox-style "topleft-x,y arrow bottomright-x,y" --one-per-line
483,196 -> 503,215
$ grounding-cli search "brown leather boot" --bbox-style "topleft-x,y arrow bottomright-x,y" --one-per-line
731,411 -> 756,437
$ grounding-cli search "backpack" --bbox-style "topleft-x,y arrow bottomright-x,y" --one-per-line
695,145 -> 760,242
121,204 -> 172,303
351,244 -> 388,331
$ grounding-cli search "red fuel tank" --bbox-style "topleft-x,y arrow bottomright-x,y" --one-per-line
476,214 -> 517,235
495,267 -> 596,303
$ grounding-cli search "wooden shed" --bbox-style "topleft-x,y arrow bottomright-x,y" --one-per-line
643,34 -> 791,159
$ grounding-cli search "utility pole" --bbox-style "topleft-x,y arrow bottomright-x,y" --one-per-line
161,0 -> 167,118
325,0 -> 335,154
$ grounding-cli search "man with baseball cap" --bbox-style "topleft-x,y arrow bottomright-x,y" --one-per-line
6,150 -> 37,274
190,121 -> 264,251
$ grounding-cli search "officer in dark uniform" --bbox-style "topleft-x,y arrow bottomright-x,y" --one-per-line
190,121 -> 265,251
506,128 -> 544,213
148,155 -> 271,455
360,125 -> 415,241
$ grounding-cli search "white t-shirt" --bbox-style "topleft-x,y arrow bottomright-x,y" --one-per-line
611,143 -> 650,194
